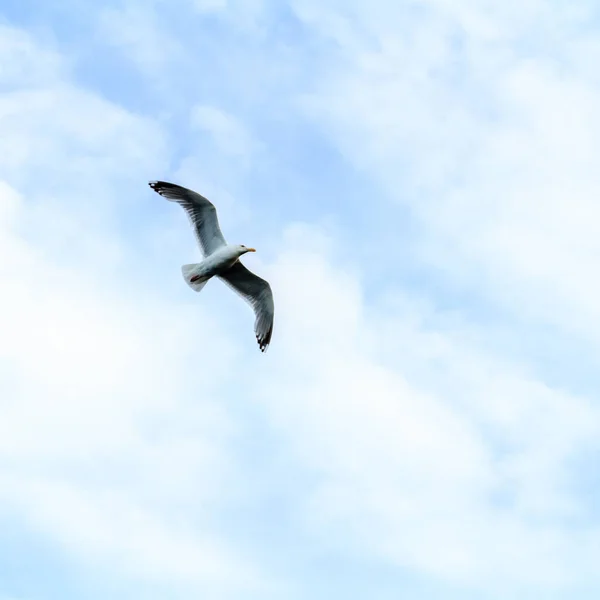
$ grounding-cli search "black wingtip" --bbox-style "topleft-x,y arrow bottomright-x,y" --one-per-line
149,181 -> 177,201
148,180 -> 165,193
256,330 -> 272,353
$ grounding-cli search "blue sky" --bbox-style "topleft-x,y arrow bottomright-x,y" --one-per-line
2,0 -> 600,598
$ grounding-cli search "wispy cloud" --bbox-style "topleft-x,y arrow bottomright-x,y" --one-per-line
2,1 -> 600,599
192,104 -> 258,159
97,2 -> 186,78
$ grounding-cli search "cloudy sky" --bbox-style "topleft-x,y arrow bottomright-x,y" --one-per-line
2,0 -> 600,598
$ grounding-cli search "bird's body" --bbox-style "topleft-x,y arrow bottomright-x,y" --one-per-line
184,244 -> 248,285
149,180 -> 274,352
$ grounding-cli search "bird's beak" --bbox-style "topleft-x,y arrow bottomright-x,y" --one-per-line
246,248 -> 256,252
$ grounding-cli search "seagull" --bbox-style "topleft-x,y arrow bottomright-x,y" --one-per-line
149,181 -> 274,352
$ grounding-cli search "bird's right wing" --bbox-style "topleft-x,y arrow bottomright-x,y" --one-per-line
149,181 -> 227,256
218,261 -> 274,352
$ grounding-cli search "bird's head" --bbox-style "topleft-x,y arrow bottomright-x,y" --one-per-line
237,244 -> 256,256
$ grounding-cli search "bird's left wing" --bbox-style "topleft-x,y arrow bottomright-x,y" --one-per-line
149,181 -> 227,256
218,261 -> 274,352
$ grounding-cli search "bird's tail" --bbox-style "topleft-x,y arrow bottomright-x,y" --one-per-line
181,264 -> 209,292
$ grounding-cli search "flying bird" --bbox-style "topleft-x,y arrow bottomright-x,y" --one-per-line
149,181 -> 274,352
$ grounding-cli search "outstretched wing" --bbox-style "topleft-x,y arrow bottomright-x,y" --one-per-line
218,261 -> 274,352
149,181 -> 227,256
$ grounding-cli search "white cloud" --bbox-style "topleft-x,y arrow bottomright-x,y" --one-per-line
293,0 -> 600,342
191,0 -> 267,29
0,476 -> 262,590
194,0 -> 228,12
4,1 -> 600,598
191,105 -> 257,159
242,222 -> 600,593
97,1 -> 185,78
0,25 -> 64,87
